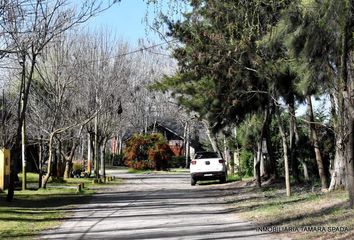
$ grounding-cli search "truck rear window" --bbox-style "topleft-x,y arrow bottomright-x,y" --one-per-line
195,152 -> 219,159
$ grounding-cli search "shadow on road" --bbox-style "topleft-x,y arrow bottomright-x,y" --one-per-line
1,171 -> 273,239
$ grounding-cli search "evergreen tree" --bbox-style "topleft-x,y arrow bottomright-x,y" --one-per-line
155,0 -> 291,130
153,0 -> 292,190
275,0 -> 354,206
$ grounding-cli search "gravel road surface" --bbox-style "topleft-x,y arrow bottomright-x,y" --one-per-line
40,169 -> 274,240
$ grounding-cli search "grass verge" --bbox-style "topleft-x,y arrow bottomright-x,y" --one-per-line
228,183 -> 354,240
0,172 -> 121,239
227,174 -> 244,182
127,168 -> 189,174
127,168 -> 153,174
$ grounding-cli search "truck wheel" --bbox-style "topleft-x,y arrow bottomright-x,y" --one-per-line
191,177 -> 196,186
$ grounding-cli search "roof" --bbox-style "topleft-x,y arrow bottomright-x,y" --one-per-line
123,121 -> 204,151
147,122 -> 184,141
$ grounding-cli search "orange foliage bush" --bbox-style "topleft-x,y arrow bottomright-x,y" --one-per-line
124,133 -> 173,170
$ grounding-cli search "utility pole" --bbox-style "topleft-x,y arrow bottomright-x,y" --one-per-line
118,134 -> 122,155
38,135 -> 43,188
117,102 -> 123,156
100,138 -> 105,182
87,133 -> 91,176
233,127 -> 238,176
21,99 -> 26,190
20,52 -> 26,191
185,122 -> 190,168
94,89 -> 99,180
94,113 -> 99,179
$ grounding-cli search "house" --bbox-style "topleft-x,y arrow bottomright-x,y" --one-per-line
146,122 -> 203,158
147,122 -> 185,156
112,122 -> 204,161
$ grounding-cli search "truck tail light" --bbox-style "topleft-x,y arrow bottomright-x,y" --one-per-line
219,159 -> 224,163
191,160 -> 197,165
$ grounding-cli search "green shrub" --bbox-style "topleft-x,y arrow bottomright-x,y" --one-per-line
240,149 -> 253,177
72,163 -> 83,171
169,156 -> 186,168
227,174 -> 242,182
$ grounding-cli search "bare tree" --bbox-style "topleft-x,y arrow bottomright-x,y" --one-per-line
28,32 -> 100,187
0,0 -> 117,200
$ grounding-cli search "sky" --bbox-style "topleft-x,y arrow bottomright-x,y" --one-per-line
83,0 -> 167,44
81,1 -> 330,117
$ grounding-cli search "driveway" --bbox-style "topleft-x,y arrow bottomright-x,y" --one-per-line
41,169 -> 273,240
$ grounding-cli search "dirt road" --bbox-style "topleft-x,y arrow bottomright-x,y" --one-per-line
41,169 -> 273,239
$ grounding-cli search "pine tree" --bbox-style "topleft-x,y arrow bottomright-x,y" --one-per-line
153,0 -> 292,190
276,0 -> 354,206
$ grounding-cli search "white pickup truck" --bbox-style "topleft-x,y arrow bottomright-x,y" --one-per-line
189,151 -> 227,186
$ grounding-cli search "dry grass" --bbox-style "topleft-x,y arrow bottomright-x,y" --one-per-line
228,182 -> 354,239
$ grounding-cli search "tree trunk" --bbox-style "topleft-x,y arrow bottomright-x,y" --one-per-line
42,134 -> 55,188
346,42 -> 354,209
203,121 -> 222,157
264,123 -> 277,179
80,137 -> 84,161
306,95 -> 328,190
289,100 -> 301,183
344,49 -> 354,207
7,53 -> 38,200
255,143 -> 262,187
329,138 -> 346,190
260,103 -> 274,179
223,134 -> 233,174
63,128 -> 84,179
6,146 -> 19,201
64,160 -> 71,179
100,137 -> 108,181
254,105 -> 271,186
253,154 -> 257,178
63,139 -> 79,179
340,3 -> 354,207
7,61 -> 26,200
276,110 -> 291,197
346,116 -> 354,208
302,161 -> 310,181
260,142 -> 265,177
57,139 -> 62,177
328,88 -> 347,190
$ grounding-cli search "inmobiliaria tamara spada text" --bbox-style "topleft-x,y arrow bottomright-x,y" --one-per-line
256,226 -> 349,233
